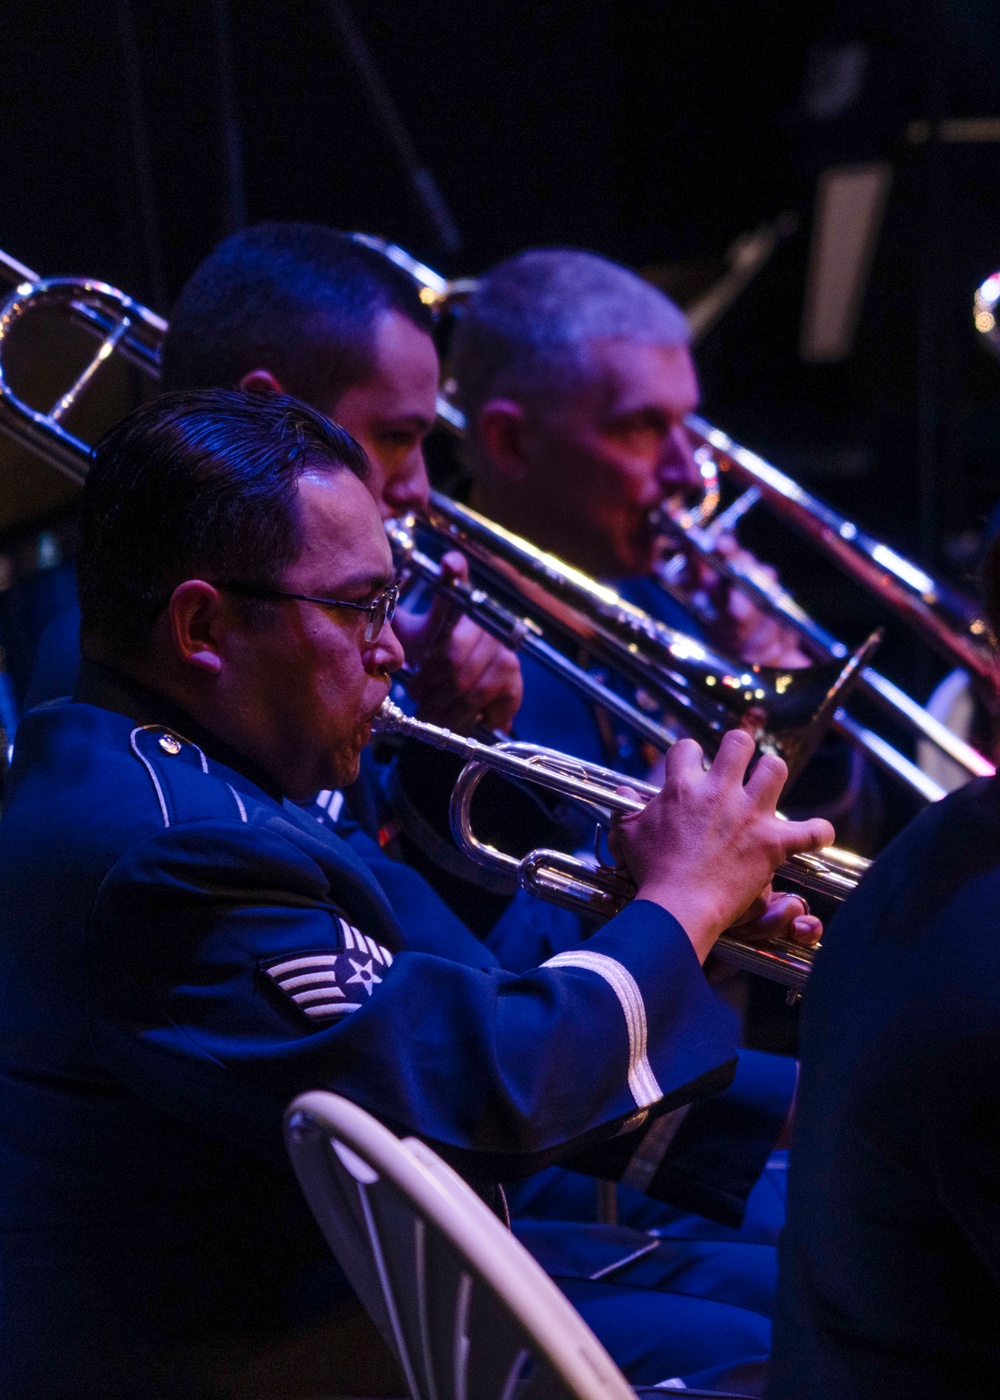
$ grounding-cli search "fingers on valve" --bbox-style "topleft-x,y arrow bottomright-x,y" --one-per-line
743,750 -> 787,806
663,735 -> 706,778
707,726 -> 756,784
439,549 -> 471,584
781,816 -> 835,858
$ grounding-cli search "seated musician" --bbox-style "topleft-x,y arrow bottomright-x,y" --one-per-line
158,220 -> 815,1235
18,225 -> 816,1359
0,388 -> 834,1398
766,541 -> 1000,1400
449,247 -> 872,838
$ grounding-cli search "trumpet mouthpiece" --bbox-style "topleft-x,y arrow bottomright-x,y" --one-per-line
371,699 -> 406,735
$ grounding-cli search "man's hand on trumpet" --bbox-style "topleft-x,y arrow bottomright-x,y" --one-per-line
728,888 -> 822,949
392,549 -> 524,734
609,730 -> 833,965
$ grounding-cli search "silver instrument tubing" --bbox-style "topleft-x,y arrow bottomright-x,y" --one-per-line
374,699 -> 869,992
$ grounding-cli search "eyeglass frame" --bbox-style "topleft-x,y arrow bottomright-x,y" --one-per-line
207,578 -> 400,642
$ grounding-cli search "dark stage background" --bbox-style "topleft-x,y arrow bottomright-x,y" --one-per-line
4,0 -> 1000,746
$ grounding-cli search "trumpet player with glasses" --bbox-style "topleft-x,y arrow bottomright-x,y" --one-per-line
0,386 -> 836,1397
16,223 -> 829,1392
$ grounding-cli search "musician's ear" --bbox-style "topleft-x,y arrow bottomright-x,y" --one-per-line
477,399 -> 528,481
238,368 -> 286,396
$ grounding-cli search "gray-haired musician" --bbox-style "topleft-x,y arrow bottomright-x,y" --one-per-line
450,247 -> 809,668
449,247 -> 873,842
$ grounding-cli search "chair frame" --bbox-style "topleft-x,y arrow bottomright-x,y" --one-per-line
285,1090 -> 637,1400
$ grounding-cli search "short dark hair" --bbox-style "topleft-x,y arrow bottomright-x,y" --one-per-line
78,387 -> 369,658
161,223 -> 434,406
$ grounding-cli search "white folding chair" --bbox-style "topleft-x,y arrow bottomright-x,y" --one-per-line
285,1090 -> 639,1400
285,1093 -> 757,1400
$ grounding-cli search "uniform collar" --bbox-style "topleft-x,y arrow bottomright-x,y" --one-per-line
74,657 -> 285,803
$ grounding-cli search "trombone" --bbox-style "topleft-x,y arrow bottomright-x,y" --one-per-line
396,496 -> 879,786
374,699 -> 870,992
651,417 -> 997,788
0,249 -> 163,484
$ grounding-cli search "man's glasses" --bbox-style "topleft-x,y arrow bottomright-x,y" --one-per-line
212,579 -> 399,642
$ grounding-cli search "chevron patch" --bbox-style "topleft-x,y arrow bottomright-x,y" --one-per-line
261,918 -> 394,1022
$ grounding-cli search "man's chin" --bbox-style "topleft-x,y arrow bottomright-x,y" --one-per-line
331,751 -> 363,790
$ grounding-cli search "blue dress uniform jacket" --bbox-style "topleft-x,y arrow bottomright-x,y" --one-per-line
0,671 -> 739,1398
768,775 -> 1000,1400
21,616 -> 795,1224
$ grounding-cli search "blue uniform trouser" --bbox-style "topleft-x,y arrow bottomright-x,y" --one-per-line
515,1220 -> 772,1394
509,1156 -> 788,1395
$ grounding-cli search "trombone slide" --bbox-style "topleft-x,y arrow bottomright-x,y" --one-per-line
655,502 -> 994,783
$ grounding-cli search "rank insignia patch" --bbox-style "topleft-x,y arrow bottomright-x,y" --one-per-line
261,918 -> 394,1022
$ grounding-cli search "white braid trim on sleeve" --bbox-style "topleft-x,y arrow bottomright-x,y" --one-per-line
543,951 -> 663,1108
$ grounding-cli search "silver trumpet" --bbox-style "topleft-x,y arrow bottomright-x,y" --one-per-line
373,700 -> 870,992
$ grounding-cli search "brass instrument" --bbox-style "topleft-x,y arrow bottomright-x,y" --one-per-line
668,416 -> 998,690
652,418 -> 998,792
0,250 -> 163,485
397,497 -> 880,786
374,699 -> 870,991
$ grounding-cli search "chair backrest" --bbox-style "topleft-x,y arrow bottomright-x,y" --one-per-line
285,1091 -> 636,1400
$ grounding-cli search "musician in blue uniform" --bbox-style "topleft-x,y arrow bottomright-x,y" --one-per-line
766,545 -> 1000,1400
0,388 -> 835,1397
447,246 -> 870,1246
155,228 -> 815,1266
449,247 -> 867,824
19,225 -> 811,1307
